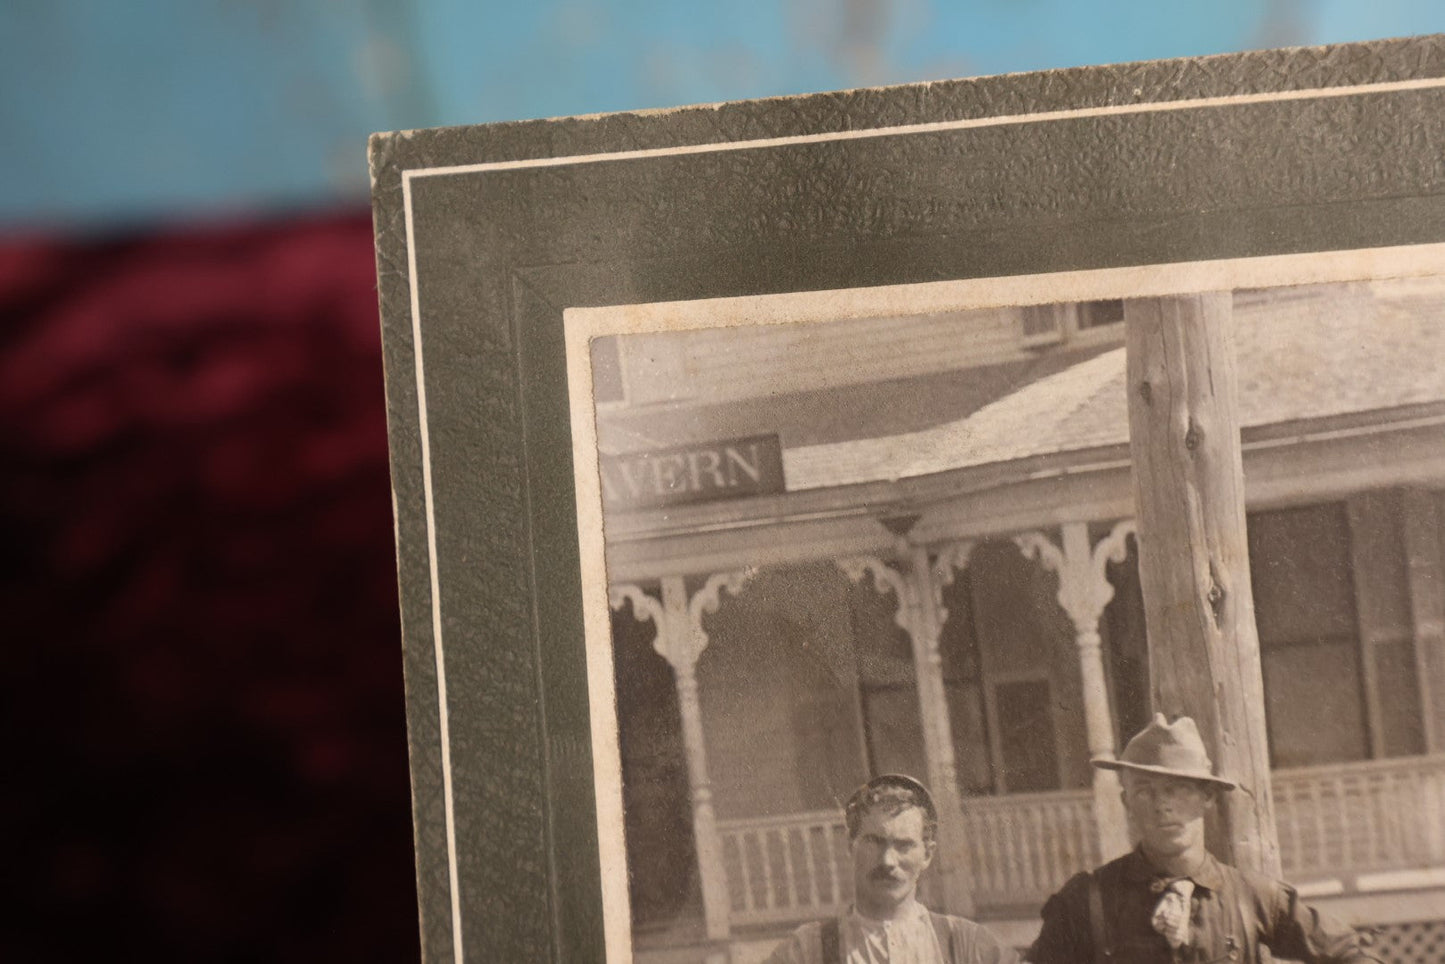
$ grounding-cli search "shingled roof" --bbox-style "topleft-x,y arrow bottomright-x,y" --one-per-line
784,277 -> 1445,491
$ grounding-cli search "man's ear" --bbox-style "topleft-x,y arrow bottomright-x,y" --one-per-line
923,838 -> 937,867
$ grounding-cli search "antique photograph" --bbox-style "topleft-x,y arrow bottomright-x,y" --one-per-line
566,252 -> 1445,963
370,34 -> 1445,963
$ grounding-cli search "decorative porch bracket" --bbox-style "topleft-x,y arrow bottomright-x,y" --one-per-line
1015,522 -> 1134,860
839,552 -> 976,917
609,570 -> 752,944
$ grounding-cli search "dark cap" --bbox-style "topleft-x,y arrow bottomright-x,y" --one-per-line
845,773 -> 938,840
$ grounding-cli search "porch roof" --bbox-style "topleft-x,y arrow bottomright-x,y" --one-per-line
784,278 -> 1445,491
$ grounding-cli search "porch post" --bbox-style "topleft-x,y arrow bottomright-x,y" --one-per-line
1015,522 -> 1132,860
839,553 -> 975,917
909,547 -> 976,917
658,572 -> 751,944
1125,292 -> 1280,876
1401,488 -> 1445,753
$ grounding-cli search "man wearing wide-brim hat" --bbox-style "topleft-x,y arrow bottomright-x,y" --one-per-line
1025,715 -> 1381,964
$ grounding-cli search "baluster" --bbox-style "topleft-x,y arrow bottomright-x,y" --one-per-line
999,808 -> 1014,896
1426,764 -> 1445,863
1043,802 -> 1057,888
1032,804 -> 1047,894
1399,769 -> 1410,861
733,832 -> 749,915
1280,780 -> 1302,878
987,808 -> 1004,898
739,832 -> 762,919
779,827 -> 798,909
996,807 -> 1012,896
1044,802 -> 1064,890
721,831 -> 741,914
1361,772 -> 1380,867
1058,801 -> 1077,884
962,808 -> 981,898
998,809 -> 1010,895
1067,798 -> 1085,877
1383,771 -> 1403,863
801,823 -> 821,910
1346,774 -> 1363,868
1310,777 -> 1327,878
1080,796 -> 1096,867
760,830 -> 780,911
1021,806 -> 1036,894
825,823 -> 843,907
757,830 -> 773,913
1017,803 -> 1028,896
1397,769 -> 1415,862
978,808 -> 995,901
1020,805 -> 1036,894
1003,807 -> 1018,896
1060,800 -> 1076,877
1334,774 -> 1351,868
1026,804 -> 1042,894
998,809 -> 1017,897
961,809 -> 981,900
1326,773 -> 1345,870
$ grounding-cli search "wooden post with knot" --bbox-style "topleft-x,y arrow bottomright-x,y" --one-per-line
1124,292 -> 1281,876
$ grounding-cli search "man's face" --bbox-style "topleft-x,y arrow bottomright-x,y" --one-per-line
850,804 -> 935,919
1121,771 -> 1213,859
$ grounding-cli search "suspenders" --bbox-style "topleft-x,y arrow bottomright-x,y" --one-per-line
821,917 -> 840,964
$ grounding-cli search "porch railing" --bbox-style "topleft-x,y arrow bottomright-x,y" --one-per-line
1273,752 -> 1445,880
714,754 -> 1445,929
960,788 -> 1097,907
718,809 -> 851,925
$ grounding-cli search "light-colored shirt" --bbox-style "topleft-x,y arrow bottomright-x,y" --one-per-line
763,901 -> 1020,964
844,901 -> 945,964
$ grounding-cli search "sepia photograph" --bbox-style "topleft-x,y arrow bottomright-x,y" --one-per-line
567,253 -> 1445,963
370,34 -> 1445,962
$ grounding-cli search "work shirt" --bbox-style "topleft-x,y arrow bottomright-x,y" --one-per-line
763,900 -> 1020,964
1025,849 -> 1382,964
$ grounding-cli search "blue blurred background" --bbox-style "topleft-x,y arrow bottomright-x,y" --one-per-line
2,4 -> 1443,960
4,0 -> 1445,231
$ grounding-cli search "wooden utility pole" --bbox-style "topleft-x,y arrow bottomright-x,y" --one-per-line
1124,293 -> 1281,877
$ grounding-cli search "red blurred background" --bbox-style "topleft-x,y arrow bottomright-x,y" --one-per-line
0,212 -> 418,959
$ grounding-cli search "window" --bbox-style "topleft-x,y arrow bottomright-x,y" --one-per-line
1248,503 -> 1368,767
938,541 -> 1077,795
1077,299 -> 1125,329
1103,494 -> 1433,767
1020,304 -> 1065,347
991,678 -> 1062,793
1019,300 -> 1125,349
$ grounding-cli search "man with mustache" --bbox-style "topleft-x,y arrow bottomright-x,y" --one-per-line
1025,715 -> 1382,964
763,774 -> 1019,964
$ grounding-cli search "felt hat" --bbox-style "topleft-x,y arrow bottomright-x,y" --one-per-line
1093,714 -> 1237,790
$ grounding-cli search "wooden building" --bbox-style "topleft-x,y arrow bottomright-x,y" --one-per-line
594,276 -> 1445,963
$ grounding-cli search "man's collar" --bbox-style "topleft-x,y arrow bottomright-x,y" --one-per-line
848,898 -> 929,927
1122,846 -> 1226,892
